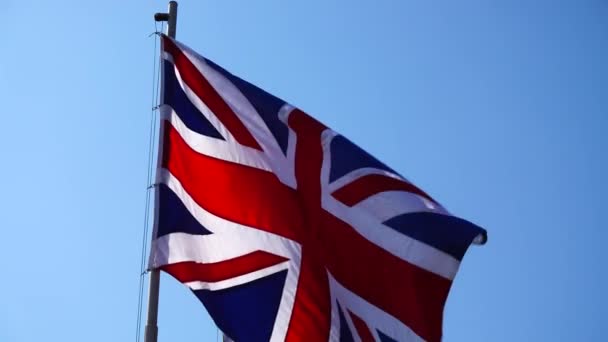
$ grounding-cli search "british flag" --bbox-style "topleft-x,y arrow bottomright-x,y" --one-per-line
149,35 -> 486,342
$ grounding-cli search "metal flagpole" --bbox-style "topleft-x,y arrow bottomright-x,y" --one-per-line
145,2 -> 178,342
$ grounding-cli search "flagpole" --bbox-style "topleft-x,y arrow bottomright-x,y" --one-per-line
145,3 -> 178,342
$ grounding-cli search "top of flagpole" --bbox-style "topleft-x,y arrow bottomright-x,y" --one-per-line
154,1 -> 178,38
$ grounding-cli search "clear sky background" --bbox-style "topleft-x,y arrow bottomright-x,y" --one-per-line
1,1 -> 606,341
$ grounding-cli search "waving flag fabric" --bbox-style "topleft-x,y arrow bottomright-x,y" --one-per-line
150,35 -> 486,342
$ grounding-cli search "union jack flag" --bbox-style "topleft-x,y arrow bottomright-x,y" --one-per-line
150,35 -> 487,342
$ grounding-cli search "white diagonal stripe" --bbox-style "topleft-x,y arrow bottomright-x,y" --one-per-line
161,105 -> 272,172
352,190 -> 448,222
328,273 -> 424,342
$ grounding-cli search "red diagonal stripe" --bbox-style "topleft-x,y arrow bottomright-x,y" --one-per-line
348,311 -> 375,342
162,36 -> 262,150
162,122 -> 302,241
320,211 -> 449,342
161,251 -> 288,283
331,174 -> 437,206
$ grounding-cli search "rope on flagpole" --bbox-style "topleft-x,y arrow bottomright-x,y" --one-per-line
136,20 -> 164,342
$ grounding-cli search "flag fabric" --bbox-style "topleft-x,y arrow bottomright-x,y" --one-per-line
150,35 -> 486,342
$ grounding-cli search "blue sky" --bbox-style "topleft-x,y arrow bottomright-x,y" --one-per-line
1,1 -> 606,341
